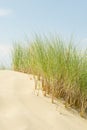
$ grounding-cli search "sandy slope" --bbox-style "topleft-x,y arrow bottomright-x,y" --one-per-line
0,70 -> 87,130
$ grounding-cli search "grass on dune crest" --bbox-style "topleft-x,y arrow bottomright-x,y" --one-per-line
0,64 -> 8,70
12,35 -> 87,117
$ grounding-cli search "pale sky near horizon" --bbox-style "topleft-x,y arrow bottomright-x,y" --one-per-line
0,0 -> 87,66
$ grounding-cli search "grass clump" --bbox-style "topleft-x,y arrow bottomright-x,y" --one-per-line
12,35 -> 87,117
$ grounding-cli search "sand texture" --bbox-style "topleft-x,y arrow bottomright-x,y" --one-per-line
0,70 -> 87,130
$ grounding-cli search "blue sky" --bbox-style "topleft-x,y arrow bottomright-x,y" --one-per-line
0,0 -> 87,66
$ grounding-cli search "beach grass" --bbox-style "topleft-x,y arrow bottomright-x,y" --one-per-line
12,35 -> 87,117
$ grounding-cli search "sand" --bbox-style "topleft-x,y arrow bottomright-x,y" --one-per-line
0,70 -> 87,130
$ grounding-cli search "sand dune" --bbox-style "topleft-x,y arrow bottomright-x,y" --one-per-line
0,70 -> 87,130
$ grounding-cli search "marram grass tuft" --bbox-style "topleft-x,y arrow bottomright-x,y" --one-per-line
12,36 -> 87,117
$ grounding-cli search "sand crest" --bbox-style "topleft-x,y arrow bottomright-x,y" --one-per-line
0,70 -> 87,130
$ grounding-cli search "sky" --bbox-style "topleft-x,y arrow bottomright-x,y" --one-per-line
0,0 -> 87,66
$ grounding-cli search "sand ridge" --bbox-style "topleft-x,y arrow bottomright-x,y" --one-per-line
0,70 -> 87,130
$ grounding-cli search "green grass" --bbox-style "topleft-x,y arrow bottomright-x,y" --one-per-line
12,35 -> 87,117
